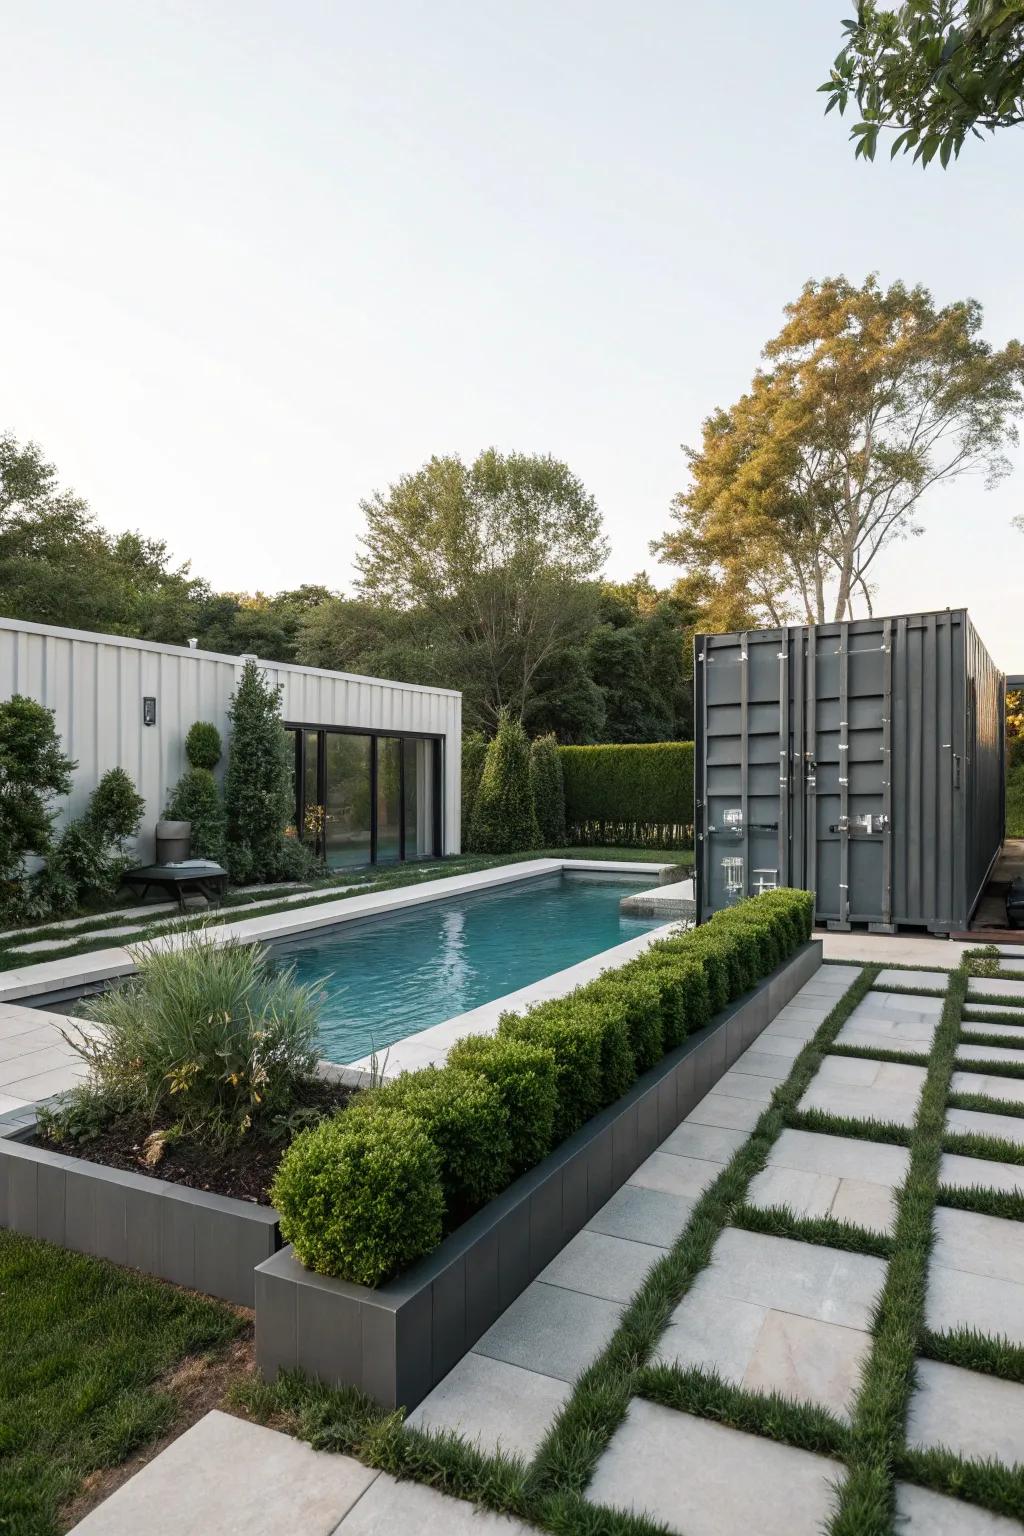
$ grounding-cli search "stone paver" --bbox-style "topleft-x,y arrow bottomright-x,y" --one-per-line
585,1400 -> 842,1535
627,1149 -> 722,1199
951,1070 -> 1024,1106
962,1019 -> 1024,1041
907,1359 -> 1024,1468
875,967 -> 949,991
947,1106 -> 1024,1148
748,1128 -> 908,1235
940,1152 -> 1024,1196
333,1474 -> 535,1533
798,1054 -> 927,1127
586,1183 -> 695,1247
405,1353 -> 570,1461
473,1281 -> 622,1382
654,1228 -> 884,1418
66,1410 -> 378,1535
971,978 -> 1024,1002
895,1482 -> 1024,1533
958,1043 -> 1024,1070
659,1120 -> 749,1164
684,1092 -> 764,1132
538,1230 -> 661,1303
964,1002 -> 1024,1023
926,1207 -> 1024,1345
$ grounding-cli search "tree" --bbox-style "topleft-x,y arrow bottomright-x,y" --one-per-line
469,712 -> 540,854
655,276 -> 1024,625
529,734 -> 567,845
224,660 -> 298,882
355,450 -> 608,731
821,2 -> 1024,166
0,695 -> 76,883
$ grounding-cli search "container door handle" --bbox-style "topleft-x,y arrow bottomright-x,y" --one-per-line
952,753 -> 961,789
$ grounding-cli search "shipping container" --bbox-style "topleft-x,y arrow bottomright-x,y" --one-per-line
693,610 -> 1005,933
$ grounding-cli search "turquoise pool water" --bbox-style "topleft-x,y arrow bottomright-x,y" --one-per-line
271,872 -> 664,1064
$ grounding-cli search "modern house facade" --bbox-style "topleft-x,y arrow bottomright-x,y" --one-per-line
0,617 -> 462,866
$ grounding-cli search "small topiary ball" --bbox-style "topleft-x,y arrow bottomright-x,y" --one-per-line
270,1104 -> 444,1286
185,720 -> 223,770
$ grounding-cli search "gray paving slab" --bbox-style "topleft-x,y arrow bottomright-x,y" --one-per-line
584,1400 -> 842,1535
677,1227 -> 886,1330
406,1353 -> 570,1461
0,1091 -> 30,1114
538,1229 -> 661,1303
586,1183 -> 695,1248
906,1359 -> 1024,1469
333,1473 -> 535,1533
947,1106 -> 1024,1148
952,1070 -> 1024,1106
964,1002 -> 1024,1022
684,1093 -> 765,1132
717,1049 -> 790,1081
971,978 -> 1024,1001
998,959 -> 1024,974
927,1262 -> 1024,1347
473,1280 -> 622,1382
962,1020 -> 1024,1041
66,1410 -> 378,1536
748,1128 -> 906,1235
798,1055 -> 927,1127
932,1206 -> 1024,1287
0,1060 -> 84,1100
940,1152 -> 1024,1196
0,1043 -> 78,1087
712,1070 -> 776,1104
875,968 -> 949,991
958,1043 -> 1024,1070
745,1031 -> 806,1060
627,1149 -> 722,1198
858,990 -> 945,1015
895,1482 -> 1024,1533
659,1121 -> 749,1164
768,1128 -> 910,1184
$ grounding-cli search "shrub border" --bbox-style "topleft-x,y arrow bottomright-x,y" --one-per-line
253,938 -> 822,1410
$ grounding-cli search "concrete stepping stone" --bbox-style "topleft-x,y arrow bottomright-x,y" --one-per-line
685,1093 -> 764,1133
971,978 -> 1024,1002
748,1129 -> 909,1235
875,968 -> 949,991
653,1228 -> 885,1419
857,990 -> 945,1015
798,1055 -> 927,1127
474,1280 -> 622,1382
586,1184 -> 696,1248
405,1353 -> 570,1461
628,1149 -> 723,1199
718,1049 -> 791,1081
538,1230 -> 662,1304
946,1106 -> 1024,1148
896,1480 -> 1024,1532
958,1043 -> 1024,1069
926,1207 -> 1024,1346
962,1020 -> 1024,1042
713,1069 -> 777,1105
745,1031 -> 805,1061
907,1359 -> 1024,1469
584,1400 -> 842,1535
951,1070 -> 1024,1107
835,1001 -> 939,1051
758,1014 -> 824,1044
659,1121 -> 749,1164
940,1152 -> 1024,1197
997,958 -> 1024,975
964,1001 -> 1024,1020
65,1409 -> 378,1535
334,1473 -> 535,1532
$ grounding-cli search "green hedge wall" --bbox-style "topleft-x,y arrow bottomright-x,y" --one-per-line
558,741 -> 694,849
271,887 -> 813,1286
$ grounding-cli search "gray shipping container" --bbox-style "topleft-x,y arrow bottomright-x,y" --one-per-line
694,610 -> 1005,933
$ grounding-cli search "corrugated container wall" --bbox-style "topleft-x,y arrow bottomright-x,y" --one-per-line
0,618 -> 462,862
694,611 -> 1004,933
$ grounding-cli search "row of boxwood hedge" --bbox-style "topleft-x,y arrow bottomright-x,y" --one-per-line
558,741 -> 694,849
271,888 -> 813,1287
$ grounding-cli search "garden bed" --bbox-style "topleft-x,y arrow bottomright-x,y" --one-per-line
254,937 -> 822,1411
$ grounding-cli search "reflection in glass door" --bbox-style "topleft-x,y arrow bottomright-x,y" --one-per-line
324,733 -> 372,868
376,738 -> 402,862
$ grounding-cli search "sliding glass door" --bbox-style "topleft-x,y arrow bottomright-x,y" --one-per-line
290,727 -> 441,869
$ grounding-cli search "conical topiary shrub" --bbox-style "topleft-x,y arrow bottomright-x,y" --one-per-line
529,733 -> 566,847
224,660 -> 295,882
469,712 -> 540,854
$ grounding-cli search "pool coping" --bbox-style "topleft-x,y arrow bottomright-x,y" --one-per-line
0,858 -> 673,1009
254,939 -> 823,1411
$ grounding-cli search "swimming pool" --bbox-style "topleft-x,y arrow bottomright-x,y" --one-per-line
271,871 -> 664,1064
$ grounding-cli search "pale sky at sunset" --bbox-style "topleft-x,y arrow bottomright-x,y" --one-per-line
2,2 -> 1022,668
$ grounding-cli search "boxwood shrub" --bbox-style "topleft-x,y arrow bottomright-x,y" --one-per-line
270,1106 -> 444,1286
447,1034 -> 557,1174
277,887 -> 813,1287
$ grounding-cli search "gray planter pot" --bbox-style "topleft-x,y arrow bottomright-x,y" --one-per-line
155,819 -> 191,863
254,940 -> 823,1410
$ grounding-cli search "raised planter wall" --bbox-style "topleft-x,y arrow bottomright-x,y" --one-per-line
255,939 -> 823,1410
0,1134 -> 280,1306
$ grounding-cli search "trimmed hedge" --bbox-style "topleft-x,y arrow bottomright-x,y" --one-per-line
273,887 -> 814,1285
558,741 -> 694,849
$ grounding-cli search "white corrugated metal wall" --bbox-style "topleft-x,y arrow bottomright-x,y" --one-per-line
0,617 -> 462,862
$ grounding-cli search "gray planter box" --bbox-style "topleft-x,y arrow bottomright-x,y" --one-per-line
0,1134 -> 280,1306
255,939 -> 823,1410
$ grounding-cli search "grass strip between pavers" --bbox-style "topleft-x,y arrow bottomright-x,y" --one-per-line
960,1029 -> 1024,1052
921,1325 -> 1024,1383
947,1090 -> 1024,1120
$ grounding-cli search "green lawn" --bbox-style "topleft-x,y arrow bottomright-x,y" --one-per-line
1007,766 -> 1024,839
0,1231 -> 245,1536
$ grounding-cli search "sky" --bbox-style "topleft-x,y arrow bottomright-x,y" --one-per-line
2,1 -> 1022,670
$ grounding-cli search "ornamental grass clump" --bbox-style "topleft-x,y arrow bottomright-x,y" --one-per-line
59,928 -> 321,1149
